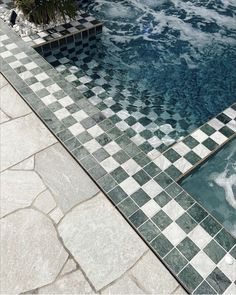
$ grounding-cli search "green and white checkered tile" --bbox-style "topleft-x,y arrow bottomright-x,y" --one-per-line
1,21 -> 235,295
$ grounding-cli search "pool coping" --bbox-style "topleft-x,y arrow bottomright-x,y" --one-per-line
1,18 -> 236,294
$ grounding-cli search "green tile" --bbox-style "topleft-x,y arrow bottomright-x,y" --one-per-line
143,162 -> 161,177
184,151 -> 201,165
64,137 -> 81,151
154,191 -> 171,207
206,268 -> 231,294
111,167 -> 129,183
215,229 -> 236,252
125,116 -> 137,126
164,148 -> 181,162
165,183 -> 183,198
107,126 -> 123,140
165,165 -> 182,180
200,216 -> 222,237
200,124 -> 216,136
88,165 -> 106,180
187,203 -> 208,223
139,129 -> 153,139
133,152 -> 151,167
56,129 -> 73,142
115,135 -> 132,148
138,220 -> 160,242
133,170 -> 151,186
178,264 -> 203,292
131,189 -> 151,206
175,192 -> 195,210
164,248 -> 188,274
61,115 -> 77,128
108,186 -> 127,205
154,172 -> 173,189
204,240 -> 226,264
80,155 -> 97,170
219,126 -> 234,138
139,141 -> 153,153
194,281 -> 216,294
183,136 -> 199,148
117,197 -> 139,217
202,138 -> 218,151
151,210 -> 172,230
72,146 -> 89,160
176,213 -> 197,233
217,113 -> 231,124
77,131 -> 93,144
93,148 -> 109,162
98,174 -> 116,192
125,128 -> 136,138
230,245 -> 236,259
98,119 -> 114,131
129,210 -> 148,228
177,237 -> 200,260
96,133 -> 112,146
124,143 -> 141,157
113,150 -> 130,164
151,234 -> 174,257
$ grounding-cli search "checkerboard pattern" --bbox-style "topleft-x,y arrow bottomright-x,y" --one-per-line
1,20 -> 235,295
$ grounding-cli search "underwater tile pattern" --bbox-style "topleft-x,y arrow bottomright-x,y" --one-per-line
0,20 -> 236,294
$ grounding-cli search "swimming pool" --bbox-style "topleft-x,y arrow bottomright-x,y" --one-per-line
181,137 -> 236,237
43,0 -> 236,155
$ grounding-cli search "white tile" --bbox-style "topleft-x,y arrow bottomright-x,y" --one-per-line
54,108 -> 70,120
153,155 -> 172,171
162,200 -> 185,220
100,157 -> 119,173
173,157 -> 192,173
116,110 -> 130,120
104,142 -> 121,155
19,71 -> 33,80
35,72 -> 49,82
224,283 -> 236,294
92,86 -> 105,95
116,121 -> 129,131
141,200 -> 160,218
142,180 -> 163,198
223,108 -> 236,119
148,136 -> 162,148
84,139 -> 101,154
172,142 -> 191,156
10,60 -> 22,69
192,144 -> 211,158
217,255 -> 236,282
208,118 -> 225,130
226,121 -> 236,132
15,52 -> 27,60
132,122 -> 146,133
46,84 -> 61,93
147,149 -> 161,161
163,222 -> 186,246
69,123 -> 85,136
191,129 -> 208,143
30,82 -> 44,92
191,251 -> 215,278
131,134 -> 146,146
122,159 -> 140,175
87,125 -> 104,137
58,96 -> 74,107
210,131 -> 227,145
0,51 -> 12,58
120,178 -> 140,195
25,62 -> 37,70
72,110 -> 88,121
41,94 -> 57,105
79,76 -> 92,84
188,225 -> 212,249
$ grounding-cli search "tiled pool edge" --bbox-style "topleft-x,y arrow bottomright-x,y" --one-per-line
1,19 -> 236,295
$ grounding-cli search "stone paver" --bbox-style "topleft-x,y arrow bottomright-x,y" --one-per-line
0,73 -> 8,88
0,113 -> 56,171
58,193 -> 148,290
11,156 -> 34,170
33,189 -> 57,214
0,170 -> 45,217
60,258 -> 77,276
130,251 -> 180,294
102,275 -> 145,294
0,208 -> 68,294
35,143 -> 99,213
38,270 -> 93,294
0,109 -> 9,123
0,83 -> 31,119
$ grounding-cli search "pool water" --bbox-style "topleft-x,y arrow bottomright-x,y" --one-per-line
44,0 -> 236,153
181,138 -> 236,237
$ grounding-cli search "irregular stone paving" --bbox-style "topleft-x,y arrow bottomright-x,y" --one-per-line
0,76 -> 186,294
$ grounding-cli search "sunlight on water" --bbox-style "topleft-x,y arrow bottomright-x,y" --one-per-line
181,138 -> 236,237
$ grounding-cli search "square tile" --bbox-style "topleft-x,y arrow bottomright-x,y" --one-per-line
133,169 -> 151,185
129,209 -> 148,228
150,234 -> 174,257
177,237 -> 200,260
151,210 -> 172,231
191,129 -> 208,143
164,248 -> 188,274
187,203 -> 208,223
162,200 -> 185,220
154,191 -> 171,207
200,216 -> 222,237
172,142 -> 191,156
206,267 -> 231,294
154,155 -> 172,171
142,180 -> 163,198
217,254 -> 236,281
100,157 -> 119,173
191,251 -> 215,278
178,264 -> 203,292
188,224 -> 212,249
122,159 -> 140,175
173,157 -> 192,174
163,222 -> 186,246
176,213 -> 197,234
154,172 -> 173,189
120,177 -> 140,195
141,199 -> 161,218
215,229 -> 235,252
131,189 -> 151,206
138,220 -> 160,242
117,197 -> 139,217
84,139 -> 101,153
210,131 -> 227,145
68,122 -> 85,136
192,144 -> 211,158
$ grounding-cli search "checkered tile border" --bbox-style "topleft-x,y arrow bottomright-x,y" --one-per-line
1,19 -> 235,295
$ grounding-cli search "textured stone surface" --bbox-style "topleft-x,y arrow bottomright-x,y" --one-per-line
33,189 -> 56,214
38,270 -> 93,294
0,209 -> 68,294
58,193 -> 147,290
0,170 -> 45,217
0,74 -> 8,88
130,251 -> 179,294
0,109 -> 9,123
1,113 -> 56,171
102,275 -> 145,294
35,143 -> 99,213
60,258 -> 77,276
11,156 -> 34,170
0,83 -> 31,118
49,207 -> 64,224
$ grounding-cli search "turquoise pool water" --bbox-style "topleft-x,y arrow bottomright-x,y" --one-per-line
181,138 -> 236,237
